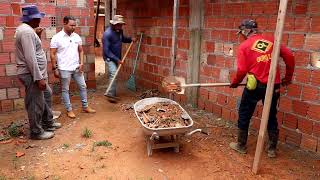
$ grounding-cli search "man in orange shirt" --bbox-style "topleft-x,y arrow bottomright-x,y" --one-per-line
229,19 -> 295,158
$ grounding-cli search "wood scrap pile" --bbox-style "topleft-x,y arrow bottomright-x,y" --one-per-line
137,102 -> 190,128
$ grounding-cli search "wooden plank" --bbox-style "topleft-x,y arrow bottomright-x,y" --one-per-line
186,0 -> 203,106
170,0 -> 179,75
104,0 -> 111,28
112,0 -> 117,17
93,0 -> 101,46
252,0 -> 289,174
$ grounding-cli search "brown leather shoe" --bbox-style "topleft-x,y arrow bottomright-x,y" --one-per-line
83,106 -> 96,113
67,111 -> 76,118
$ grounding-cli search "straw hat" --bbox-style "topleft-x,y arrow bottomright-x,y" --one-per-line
110,15 -> 126,25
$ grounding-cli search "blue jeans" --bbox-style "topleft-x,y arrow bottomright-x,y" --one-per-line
105,61 -> 118,97
60,70 -> 88,111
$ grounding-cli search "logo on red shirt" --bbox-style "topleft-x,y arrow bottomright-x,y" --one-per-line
251,39 -> 273,53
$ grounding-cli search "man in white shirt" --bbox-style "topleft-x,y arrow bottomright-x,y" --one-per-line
50,16 -> 96,118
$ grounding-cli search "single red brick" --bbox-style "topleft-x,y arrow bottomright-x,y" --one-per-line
217,94 -> 227,106
294,68 -> 311,84
287,84 -> 302,98
302,85 -> 319,101
0,53 -> 10,64
279,96 -> 292,113
222,108 -> 231,121
1,99 -> 13,112
212,104 -> 222,117
297,118 -> 313,135
307,103 -> 320,121
284,128 -> 302,146
311,70 -> 320,86
292,100 -> 309,116
283,113 -> 298,129
301,135 -> 317,152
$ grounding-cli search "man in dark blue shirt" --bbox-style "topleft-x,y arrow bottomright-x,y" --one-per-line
102,15 -> 134,103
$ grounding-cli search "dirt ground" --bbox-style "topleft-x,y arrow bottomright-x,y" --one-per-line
0,59 -> 320,179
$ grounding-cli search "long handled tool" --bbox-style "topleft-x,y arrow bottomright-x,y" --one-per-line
162,76 -> 245,94
104,41 -> 134,96
127,33 -> 143,91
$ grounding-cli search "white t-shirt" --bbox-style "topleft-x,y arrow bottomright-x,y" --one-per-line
50,30 -> 82,71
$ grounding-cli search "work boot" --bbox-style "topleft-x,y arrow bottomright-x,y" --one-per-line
83,106 -> 96,113
67,110 -> 76,118
267,129 -> 279,158
229,129 -> 248,154
44,122 -> 62,131
30,131 -> 54,140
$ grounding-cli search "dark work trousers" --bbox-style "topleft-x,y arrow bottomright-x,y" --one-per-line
18,74 -> 54,135
238,83 -> 280,132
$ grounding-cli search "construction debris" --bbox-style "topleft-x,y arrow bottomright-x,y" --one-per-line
137,102 -> 190,128
137,89 -> 160,99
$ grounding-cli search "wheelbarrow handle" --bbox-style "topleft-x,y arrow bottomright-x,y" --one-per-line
182,83 -> 246,87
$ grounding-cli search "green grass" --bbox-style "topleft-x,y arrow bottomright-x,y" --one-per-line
8,123 -> 21,137
91,140 -> 112,152
82,128 -> 92,138
94,140 -> 112,147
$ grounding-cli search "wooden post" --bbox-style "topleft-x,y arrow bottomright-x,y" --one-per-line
252,0 -> 288,174
104,0 -> 111,74
105,0 -> 111,28
94,0 -> 101,46
187,0 -> 203,106
112,0 -> 117,17
170,0 -> 179,75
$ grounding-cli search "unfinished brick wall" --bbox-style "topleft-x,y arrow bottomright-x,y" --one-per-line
0,0 -> 95,112
117,0 -> 320,153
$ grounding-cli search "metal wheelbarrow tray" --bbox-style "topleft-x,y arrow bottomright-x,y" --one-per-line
134,97 -> 204,156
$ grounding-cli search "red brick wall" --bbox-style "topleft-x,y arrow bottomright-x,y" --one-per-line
117,0 -> 320,153
0,0 -> 96,112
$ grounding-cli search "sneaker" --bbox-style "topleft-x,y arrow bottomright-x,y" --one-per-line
30,131 -> 54,140
82,106 -> 96,113
44,122 -> 62,131
52,110 -> 61,120
67,111 -> 76,118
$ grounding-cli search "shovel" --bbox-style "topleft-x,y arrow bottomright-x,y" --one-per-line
104,41 -> 134,97
162,76 -> 245,94
127,33 -> 143,91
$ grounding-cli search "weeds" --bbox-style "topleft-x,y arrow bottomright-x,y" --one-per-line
95,140 -> 112,147
91,140 -> 112,152
82,128 -> 92,138
62,144 -> 70,148
0,175 -> 6,180
8,123 -> 22,137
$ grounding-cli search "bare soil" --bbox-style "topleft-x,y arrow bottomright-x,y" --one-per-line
0,59 -> 320,179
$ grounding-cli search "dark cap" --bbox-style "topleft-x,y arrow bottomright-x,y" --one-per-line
237,19 -> 258,34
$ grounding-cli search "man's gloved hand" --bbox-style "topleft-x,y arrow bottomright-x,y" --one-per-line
281,78 -> 291,86
118,60 -> 124,65
230,82 -> 239,88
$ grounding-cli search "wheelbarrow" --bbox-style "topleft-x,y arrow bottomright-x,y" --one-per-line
133,97 -> 208,156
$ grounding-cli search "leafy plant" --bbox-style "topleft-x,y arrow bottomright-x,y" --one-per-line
82,128 -> 92,138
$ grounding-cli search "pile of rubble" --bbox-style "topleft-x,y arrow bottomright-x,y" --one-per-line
137,102 -> 190,128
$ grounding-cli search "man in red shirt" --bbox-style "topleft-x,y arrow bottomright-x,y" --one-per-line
229,19 -> 295,158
